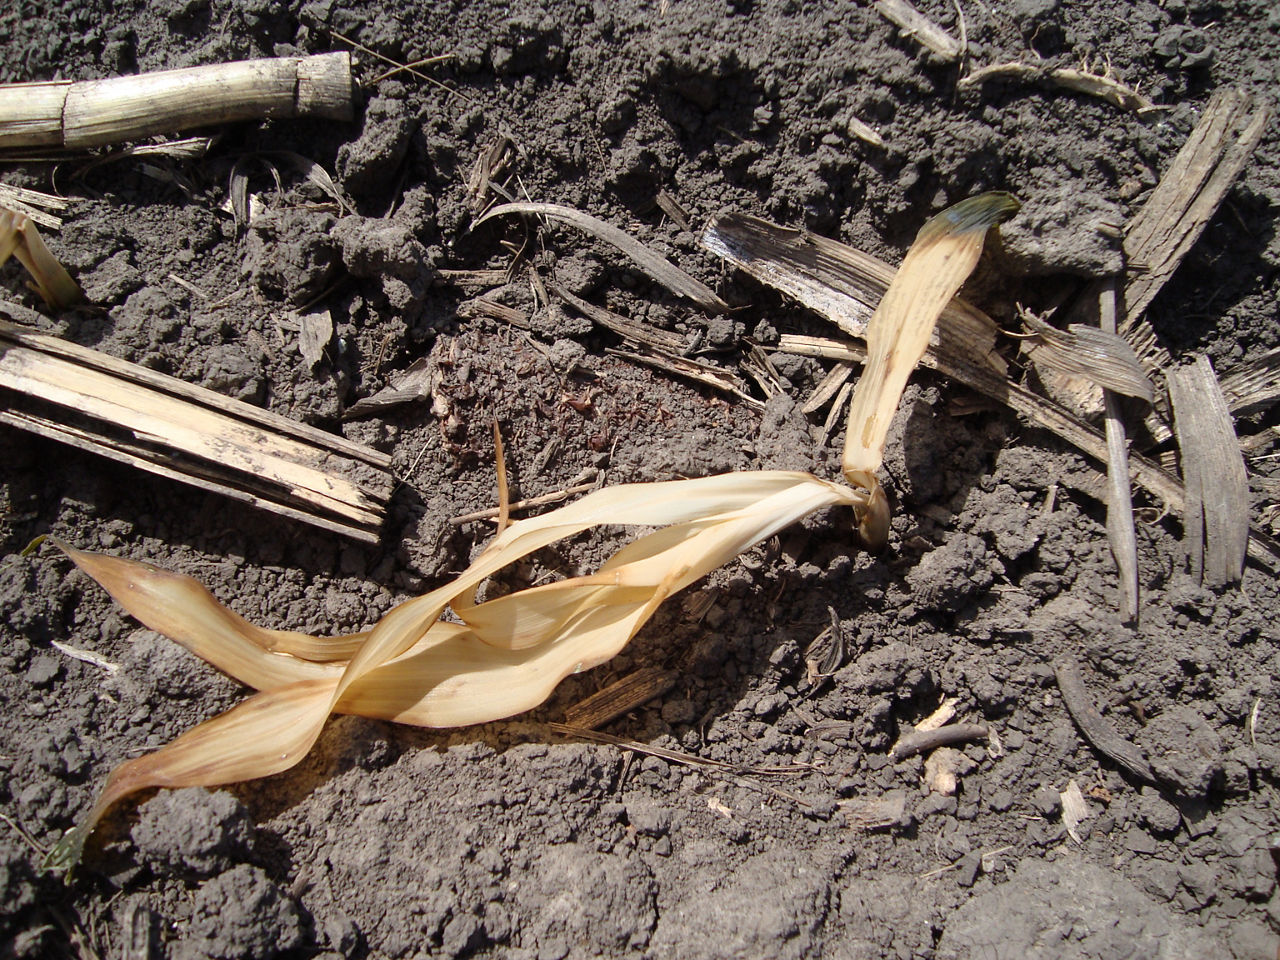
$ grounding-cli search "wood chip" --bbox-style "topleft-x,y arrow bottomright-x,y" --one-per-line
342,357 -> 433,420
563,666 -> 680,729
297,308 -> 333,368
0,315 -> 391,542
1168,355 -> 1249,587
874,0 -> 962,60
1060,779 -> 1092,844
474,202 -> 729,312
838,789 -> 907,831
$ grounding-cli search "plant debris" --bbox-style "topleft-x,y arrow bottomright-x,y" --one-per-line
1054,658 -> 1156,784
0,314 -> 391,541
474,202 -> 729,312
0,207 -> 82,307
1168,355 -> 1250,587
0,53 -> 356,150
959,61 -> 1157,113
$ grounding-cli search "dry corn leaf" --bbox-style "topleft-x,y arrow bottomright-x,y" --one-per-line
45,471 -> 864,870
44,194 -> 1009,872
0,207 -> 82,308
841,192 -> 1018,546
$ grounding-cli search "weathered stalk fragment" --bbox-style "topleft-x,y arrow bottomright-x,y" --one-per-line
1167,356 -> 1250,587
1098,282 -> 1141,623
0,314 -> 391,542
0,53 -> 355,150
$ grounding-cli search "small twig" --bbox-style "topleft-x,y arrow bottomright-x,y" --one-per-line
952,0 -> 969,70
50,640 -> 120,675
166,272 -> 209,301
958,61 -> 1157,113
47,903 -> 104,960
492,420 -> 511,534
1099,281 -> 1140,624
1054,658 -> 1156,783
449,482 -> 596,525
890,722 -> 989,760
549,722 -> 812,807
0,811 -> 46,856
369,53 -> 454,85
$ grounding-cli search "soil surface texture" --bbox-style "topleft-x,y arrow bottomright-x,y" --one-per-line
3,2 -> 1280,959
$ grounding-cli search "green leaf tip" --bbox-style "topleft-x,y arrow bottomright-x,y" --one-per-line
918,192 -> 1021,244
41,826 -> 86,880
19,535 -> 48,558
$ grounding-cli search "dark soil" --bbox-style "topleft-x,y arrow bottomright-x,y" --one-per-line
3,2 -> 1280,959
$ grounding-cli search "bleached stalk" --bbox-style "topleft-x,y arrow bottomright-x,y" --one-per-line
0,53 -> 355,150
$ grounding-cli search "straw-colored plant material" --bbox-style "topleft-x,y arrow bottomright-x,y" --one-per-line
42,194 -> 1012,871
44,471 -> 867,870
0,183 -> 70,230
958,61 -> 1157,113
841,193 -> 1019,547
0,53 -> 355,151
0,207 -> 82,307
1022,311 -> 1154,404
874,0 -> 962,61
0,315 -> 391,541
473,202 -> 730,313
